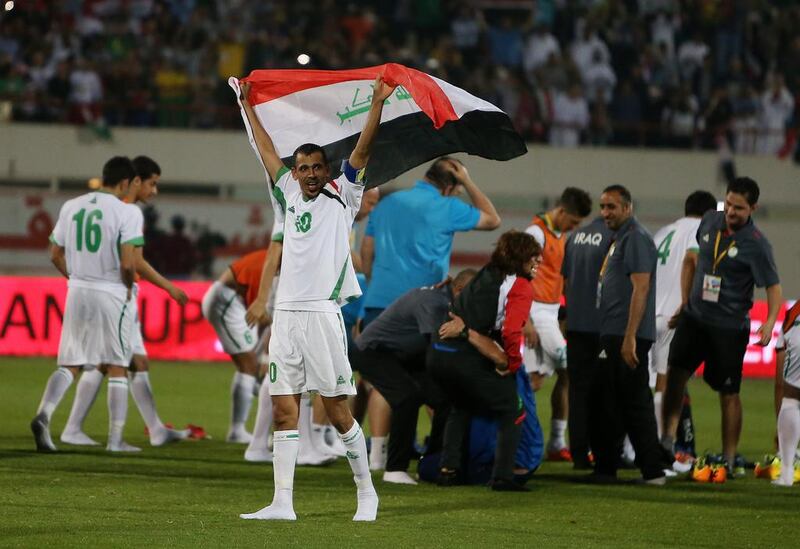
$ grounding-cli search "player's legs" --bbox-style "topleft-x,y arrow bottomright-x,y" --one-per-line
297,394 -> 336,465
775,383 -> 800,486
367,389 -> 391,470
661,314 -> 704,454
321,395 -> 379,521
651,316 -> 672,438
31,365 -> 81,452
61,366 -> 105,446
241,394 -> 300,521
227,351 -> 258,443
720,393 -> 742,471
129,354 -> 189,446
100,364 -> 140,452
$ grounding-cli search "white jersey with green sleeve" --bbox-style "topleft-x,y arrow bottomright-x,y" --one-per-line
50,190 -> 144,299
271,160 -> 364,312
654,216 -> 701,317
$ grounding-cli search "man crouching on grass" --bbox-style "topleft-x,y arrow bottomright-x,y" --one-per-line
235,75 -> 395,521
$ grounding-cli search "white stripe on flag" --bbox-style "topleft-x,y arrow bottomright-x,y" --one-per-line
430,76 -> 503,118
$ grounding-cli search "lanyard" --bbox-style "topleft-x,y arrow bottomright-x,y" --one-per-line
599,241 -> 616,280
712,230 -> 735,274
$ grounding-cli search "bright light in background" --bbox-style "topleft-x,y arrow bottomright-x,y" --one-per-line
297,53 -> 310,66
4,1 -> 14,11
717,200 -> 725,211
88,177 -> 101,190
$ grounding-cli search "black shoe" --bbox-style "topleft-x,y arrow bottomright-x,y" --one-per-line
437,469 -> 461,487
579,472 -> 619,485
490,478 -> 530,492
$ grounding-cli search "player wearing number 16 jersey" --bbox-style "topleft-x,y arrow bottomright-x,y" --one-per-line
649,191 -> 717,437
31,157 -> 143,453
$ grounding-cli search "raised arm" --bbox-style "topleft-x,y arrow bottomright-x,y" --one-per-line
446,161 -> 501,230
348,76 -> 396,170
245,241 -> 283,327
239,81 -> 286,183
135,247 -> 188,305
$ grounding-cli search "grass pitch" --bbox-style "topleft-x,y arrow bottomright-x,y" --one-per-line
0,358 -> 795,548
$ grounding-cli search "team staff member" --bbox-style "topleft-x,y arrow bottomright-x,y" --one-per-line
523,187 -> 592,462
351,270 -> 477,485
661,177 -> 782,475
561,215 -> 615,469
593,185 -> 665,485
430,231 -> 541,492
359,156 -> 501,325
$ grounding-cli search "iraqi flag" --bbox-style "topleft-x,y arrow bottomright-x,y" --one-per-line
229,63 -> 527,187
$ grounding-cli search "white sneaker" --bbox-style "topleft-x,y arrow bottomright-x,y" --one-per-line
353,489 -> 379,522
30,413 -> 56,452
244,448 -> 274,463
226,430 -> 253,444
107,441 -> 142,453
150,428 -> 190,447
240,505 -> 296,521
772,478 -> 794,487
383,471 -> 418,485
60,429 -> 101,446
297,449 -> 336,466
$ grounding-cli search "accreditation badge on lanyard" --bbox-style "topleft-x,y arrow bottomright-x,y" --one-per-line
596,242 -> 616,308
702,231 -> 735,303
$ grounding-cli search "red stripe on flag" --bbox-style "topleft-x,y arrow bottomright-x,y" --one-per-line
240,63 -> 458,129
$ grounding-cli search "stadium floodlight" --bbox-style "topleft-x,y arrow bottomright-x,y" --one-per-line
297,53 -> 310,66
4,1 -> 14,11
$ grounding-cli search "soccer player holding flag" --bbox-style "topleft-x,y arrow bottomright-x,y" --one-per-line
235,75 -> 394,522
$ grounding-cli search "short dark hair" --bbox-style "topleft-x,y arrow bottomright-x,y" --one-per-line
684,190 -> 717,217
559,187 -> 592,217
602,184 -> 632,205
133,155 -> 161,179
293,143 -> 328,166
102,156 -> 136,188
727,176 -> 760,206
424,156 -> 459,190
490,230 -> 542,280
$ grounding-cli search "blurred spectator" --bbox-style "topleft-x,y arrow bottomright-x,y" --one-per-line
610,79 -> 643,146
677,30 -> 709,88
161,215 -> 197,279
757,73 -> 794,155
196,224 -> 227,279
486,16 -> 524,68
142,206 -> 166,274
68,58 -> 103,124
523,23 -> 560,82
661,84 -> 699,149
583,50 -> 617,105
570,26 -> 610,83
549,83 -> 589,147
731,83 -> 759,154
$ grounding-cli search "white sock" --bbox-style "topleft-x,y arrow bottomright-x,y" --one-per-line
36,367 -> 74,421
63,368 -> 103,432
653,391 -> 664,439
231,372 -> 256,432
778,398 -> 800,485
130,371 -> 165,436
247,380 -> 273,453
340,421 -> 378,521
549,419 -> 567,450
107,377 -> 129,447
369,436 -> 387,470
272,430 -> 299,507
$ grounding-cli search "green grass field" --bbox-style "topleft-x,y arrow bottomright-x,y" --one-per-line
0,358 -> 795,548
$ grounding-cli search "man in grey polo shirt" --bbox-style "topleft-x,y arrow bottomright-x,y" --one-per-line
592,185 -> 665,484
562,215 -> 615,469
350,269 -> 477,485
661,177 -> 782,475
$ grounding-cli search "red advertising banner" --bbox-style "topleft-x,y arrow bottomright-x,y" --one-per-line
0,276 -> 227,362
0,276 -> 791,375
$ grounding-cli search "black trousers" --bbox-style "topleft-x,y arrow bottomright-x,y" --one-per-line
428,342 -> 522,482
590,336 -> 664,479
350,346 -> 448,472
566,330 -> 601,466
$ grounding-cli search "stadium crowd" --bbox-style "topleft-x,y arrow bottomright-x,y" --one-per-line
2,1 -> 800,154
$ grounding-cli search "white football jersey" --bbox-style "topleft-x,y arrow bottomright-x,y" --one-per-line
271,163 -> 364,311
654,216 -> 701,317
50,190 -> 144,299
777,303 -> 800,389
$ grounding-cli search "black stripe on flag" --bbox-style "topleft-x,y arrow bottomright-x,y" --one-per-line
279,110 -> 528,188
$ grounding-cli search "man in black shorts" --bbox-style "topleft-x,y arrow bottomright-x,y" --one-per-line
661,177 -> 782,475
